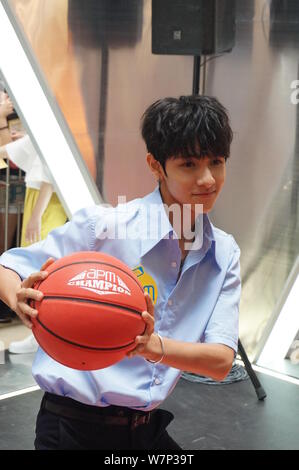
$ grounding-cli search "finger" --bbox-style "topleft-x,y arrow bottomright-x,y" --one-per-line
18,287 -> 44,303
135,334 -> 149,346
128,344 -> 146,357
16,303 -> 38,327
144,293 -> 154,317
142,312 -> 154,328
16,306 -> 37,329
18,300 -> 38,317
127,332 -> 151,357
18,312 -> 34,329
127,350 -> 136,358
40,257 -> 55,271
22,270 -> 48,289
141,311 -> 154,334
127,343 -> 145,358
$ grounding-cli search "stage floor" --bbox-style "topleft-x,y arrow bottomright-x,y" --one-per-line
0,368 -> 298,450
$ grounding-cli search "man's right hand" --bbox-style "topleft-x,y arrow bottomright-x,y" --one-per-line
15,258 -> 55,328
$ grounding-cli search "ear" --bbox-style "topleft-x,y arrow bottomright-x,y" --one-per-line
146,154 -> 165,182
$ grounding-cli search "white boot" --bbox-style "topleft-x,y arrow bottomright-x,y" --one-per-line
9,334 -> 38,354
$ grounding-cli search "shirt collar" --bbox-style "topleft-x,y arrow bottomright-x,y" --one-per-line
201,219 -> 221,270
139,186 -> 173,257
203,216 -> 222,269
184,211 -> 221,270
139,185 -> 221,268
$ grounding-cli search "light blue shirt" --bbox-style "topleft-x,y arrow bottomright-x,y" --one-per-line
0,186 -> 241,411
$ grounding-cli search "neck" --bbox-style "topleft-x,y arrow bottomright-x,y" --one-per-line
158,185 -> 197,241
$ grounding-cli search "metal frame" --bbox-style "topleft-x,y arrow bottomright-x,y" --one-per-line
0,165 -> 24,251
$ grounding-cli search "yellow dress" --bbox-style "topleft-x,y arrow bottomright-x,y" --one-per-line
21,187 -> 67,247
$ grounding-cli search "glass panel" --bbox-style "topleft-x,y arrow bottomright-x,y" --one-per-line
205,0 -> 299,377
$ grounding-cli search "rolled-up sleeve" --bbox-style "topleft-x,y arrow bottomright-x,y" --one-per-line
6,136 -> 53,185
204,240 -> 241,353
0,206 -> 102,280
5,136 -> 35,172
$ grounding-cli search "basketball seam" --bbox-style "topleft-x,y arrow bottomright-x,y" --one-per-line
35,317 -> 146,351
40,296 -> 143,316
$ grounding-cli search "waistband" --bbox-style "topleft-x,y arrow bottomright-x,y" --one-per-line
42,393 -> 154,429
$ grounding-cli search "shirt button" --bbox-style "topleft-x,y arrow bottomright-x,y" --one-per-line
154,378 -> 161,385
168,299 -> 173,306
171,261 -> 177,268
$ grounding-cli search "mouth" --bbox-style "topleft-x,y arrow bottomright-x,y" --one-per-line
192,191 -> 216,197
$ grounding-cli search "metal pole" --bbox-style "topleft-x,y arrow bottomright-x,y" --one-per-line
16,168 -> 22,247
4,162 -> 10,251
192,56 -> 201,95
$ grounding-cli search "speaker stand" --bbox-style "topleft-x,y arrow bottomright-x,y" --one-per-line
237,340 -> 267,400
192,56 -> 201,94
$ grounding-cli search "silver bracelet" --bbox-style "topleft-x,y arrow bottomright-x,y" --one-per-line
146,334 -> 165,364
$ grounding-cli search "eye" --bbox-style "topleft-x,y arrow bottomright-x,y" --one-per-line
182,161 -> 195,168
211,158 -> 224,166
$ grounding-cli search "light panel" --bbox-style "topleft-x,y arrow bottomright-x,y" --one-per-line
256,257 -> 299,370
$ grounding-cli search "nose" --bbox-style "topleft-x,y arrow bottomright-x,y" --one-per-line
195,165 -> 215,188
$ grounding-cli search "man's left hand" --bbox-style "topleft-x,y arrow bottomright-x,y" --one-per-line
126,293 -> 155,359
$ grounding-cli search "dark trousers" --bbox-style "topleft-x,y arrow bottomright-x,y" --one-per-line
35,393 -> 181,450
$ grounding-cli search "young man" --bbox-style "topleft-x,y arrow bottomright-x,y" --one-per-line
0,95 -> 241,450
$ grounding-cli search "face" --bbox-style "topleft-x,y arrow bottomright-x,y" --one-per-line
147,154 -> 226,216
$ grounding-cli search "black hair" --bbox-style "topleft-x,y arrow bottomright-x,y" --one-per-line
141,95 -> 233,172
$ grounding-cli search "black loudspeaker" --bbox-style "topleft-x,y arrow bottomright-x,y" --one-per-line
68,0 -> 143,47
270,0 -> 299,30
269,0 -> 299,46
152,0 -> 236,55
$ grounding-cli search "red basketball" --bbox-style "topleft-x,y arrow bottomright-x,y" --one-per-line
31,252 -> 146,370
